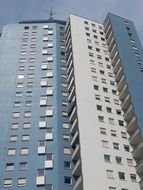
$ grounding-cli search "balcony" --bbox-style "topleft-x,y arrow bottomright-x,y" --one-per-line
130,129 -> 141,146
72,159 -> 81,176
106,31 -> 114,45
117,75 -> 126,92
72,144 -> 80,161
68,87 -> 75,102
112,52 -> 119,66
36,176 -> 45,186
68,76 -> 74,92
126,116 -> 137,134
124,105 -> 134,122
140,179 -> 143,189
71,130 -> 79,147
119,84 -> 128,101
110,44 -> 117,59
73,176 -> 83,190
70,118 -> 78,135
132,142 -> 143,158
69,106 -> 77,123
67,67 -> 74,83
121,94 -> 131,111
114,66 -> 123,82
136,160 -> 143,173
113,58 -> 121,74
108,37 -> 115,53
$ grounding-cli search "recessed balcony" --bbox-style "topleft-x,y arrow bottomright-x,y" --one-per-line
73,176 -> 83,190
67,67 -> 74,83
68,76 -> 74,92
72,144 -> 80,161
114,66 -> 123,82
69,106 -> 77,123
132,142 -> 143,158
117,75 -> 126,92
112,52 -> 119,66
110,44 -> 117,59
68,86 -> 75,102
108,38 -> 115,53
136,160 -> 143,173
121,94 -> 131,111
119,84 -> 128,101
129,129 -> 141,146
70,118 -> 78,135
126,116 -> 137,134
113,59 -> 121,74
72,159 -> 81,176
71,130 -> 79,147
139,179 -> 143,189
124,105 -> 134,122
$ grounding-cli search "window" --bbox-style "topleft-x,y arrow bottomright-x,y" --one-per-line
105,97 -> 110,103
46,106 -> 53,116
118,172 -> 125,180
46,128 -> 53,141
45,153 -> 53,169
20,148 -> 29,155
104,154 -> 111,163
11,123 -> 19,130
17,178 -> 26,186
121,132 -> 127,139
22,135 -> 30,141
127,158 -> 133,166
116,109 -> 121,115
116,156 -> 122,164
13,112 -> 20,118
89,52 -> 94,57
111,130 -> 117,137
113,143 -> 119,150
45,184 -> 53,190
62,123 -> 69,129
64,147 -> 71,155
106,170 -> 114,178
14,101 -> 21,107
18,74 -> 24,79
118,120 -> 124,126
24,111 -> 31,118
63,134 -> 70,141
41,78 -> 48,87
24,26 -> 29,30
88,45 -> 92,50
64,176 -> 72,185
9,135 -> 18,142
112,90 -> 117,95
97,105 -> 102,111
98,116 -> 104,122
43,25 -> 49,29
25,101 -> 32,107
19,162 -> 27,170
102,140 -> 108,148
124,145 -> 130,152
103,87 -> 108,92
23,122 -> 31,129
5,163 -> 14,171
27,82 -> 34,87
106,107 -> 112,113
108,118 -> 114,125
100,128 -> 106,135
3,178 -> 12,187
130,174 -> 137,182
40,96 -> 47,106
8,148 -> 16,156
109,187 -> 116,190
95,94 -> 101,100
64,161 -> 71,169
16,83 -> 23,88
114,99 -> 119,105
26,91 -> 32,97
94,85 -> 99,90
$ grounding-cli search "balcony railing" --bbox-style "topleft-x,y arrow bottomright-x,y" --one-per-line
72,144 -> 80,161
126,116 -> 137,134
73,176 -> 83,190
124,105 -> 134,122
132,142 -> 143,158
72,159 -> 81,176
129,129 -> 141,146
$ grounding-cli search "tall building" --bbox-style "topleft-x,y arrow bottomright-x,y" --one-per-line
0,13 -> 142,190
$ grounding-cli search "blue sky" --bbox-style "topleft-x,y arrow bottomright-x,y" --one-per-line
0,0 -> 142,41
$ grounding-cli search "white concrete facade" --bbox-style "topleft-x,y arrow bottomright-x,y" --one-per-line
67,14 -> 140,190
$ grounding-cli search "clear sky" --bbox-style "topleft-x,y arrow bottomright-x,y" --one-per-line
0,0 -> 142,41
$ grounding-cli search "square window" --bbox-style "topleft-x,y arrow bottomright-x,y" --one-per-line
11,123 -> 19,130
106,170 -> 114,178
108,118 -> 114,125
113,143 -> 119,150
98,116 -> 104,122
94,85 -> 99,90
62,123 -> 69,129
46,106 -> 53,116
63,134 -> 70,141
24,111 -> 31,118
22,135 -> 30,141
13,112 -> 20,118
64,147 -> 71,155
8,148 -> 16,156
20,148 -> 29,155
64,161 -> 71,169
97,105 -> 102,111
104,154 -> 111,163
116,156 -> 122,164
4,178 -> 12,187
9,135 -> 18,142
118,172 -> 125,180
23,122 -> 31,129
111,130 -> 117,137
19,162 -> 27,170
64,176 -> 72,185
124,145 -> 130,152
100,128 -> 106,135
127,158 -> 133,166
5,163 -> 14,171
45,184 -> 53,190
121,132 -> 127,139
17,178 -> 26,186
130,174 -> 137,182
102,140 -> 108,148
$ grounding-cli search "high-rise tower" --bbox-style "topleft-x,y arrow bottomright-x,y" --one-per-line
0,13 -> 142,190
